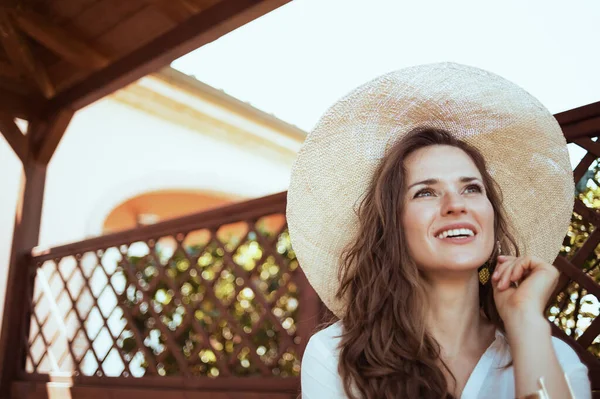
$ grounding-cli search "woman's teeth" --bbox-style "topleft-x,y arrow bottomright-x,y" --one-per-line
436,228 -> 475,239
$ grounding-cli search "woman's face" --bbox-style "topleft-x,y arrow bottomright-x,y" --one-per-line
401,145 -> 495,277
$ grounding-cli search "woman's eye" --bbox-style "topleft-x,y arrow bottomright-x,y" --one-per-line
465,184 -> 483,194
414,189 -> 434,198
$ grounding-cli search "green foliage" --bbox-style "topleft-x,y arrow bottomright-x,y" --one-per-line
116,223 -> 301,377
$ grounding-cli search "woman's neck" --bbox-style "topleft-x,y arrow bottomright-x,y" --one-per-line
423,271 -> 494,358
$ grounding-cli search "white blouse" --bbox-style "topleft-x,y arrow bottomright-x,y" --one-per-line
301,321 -> 592,399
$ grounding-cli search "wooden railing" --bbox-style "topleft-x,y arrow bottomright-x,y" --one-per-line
13,192 -> 321,399
550,102 -> 600,392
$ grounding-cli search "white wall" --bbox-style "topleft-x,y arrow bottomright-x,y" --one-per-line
40,98 -> 294,249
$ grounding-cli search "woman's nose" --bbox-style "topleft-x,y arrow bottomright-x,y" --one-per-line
441,192 -> 467,215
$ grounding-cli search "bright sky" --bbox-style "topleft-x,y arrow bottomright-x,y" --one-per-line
172,0 -> 600,167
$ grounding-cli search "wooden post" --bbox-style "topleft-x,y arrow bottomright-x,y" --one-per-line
0,109 -> 73,398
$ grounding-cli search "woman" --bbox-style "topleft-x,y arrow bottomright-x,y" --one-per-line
286,63 -> 591,398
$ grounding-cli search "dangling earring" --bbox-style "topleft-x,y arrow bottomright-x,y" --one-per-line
478,264 -> 491,285
479,240 -> 501,285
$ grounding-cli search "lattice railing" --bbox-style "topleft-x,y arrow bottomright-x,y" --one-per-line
547,130 -> 600,387
21,192 -> 319,392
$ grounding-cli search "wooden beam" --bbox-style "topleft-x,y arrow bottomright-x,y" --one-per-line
555,101 -> 600,126
0,59 -> 20,79
11,379 -> 300,397
12,8 -> 109,69
146,0 -> 203,23
0,156 -> 48,399
554,101 -> 600,142
31,191 -> 287,261
32,108 -> 75,164
574,198 -> 600,227
0,10 -> 55,98
562,116 -> 600,142
577,314 -> 600,349
45,0 -> 291,112
0,86 -> 41,120
572,137 -> 600,158
0,111 -> 72,397
553,256 -> 600,299
0,113 -> 28,162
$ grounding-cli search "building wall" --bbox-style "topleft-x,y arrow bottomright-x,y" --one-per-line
0,71 -> 306,355
39,97 -> 295,249
103,190 -> 237,233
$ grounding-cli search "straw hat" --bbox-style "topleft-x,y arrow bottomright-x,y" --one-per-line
286,62 -> 574,317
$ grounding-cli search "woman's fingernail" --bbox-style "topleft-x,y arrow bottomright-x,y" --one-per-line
492,271 -> 499,279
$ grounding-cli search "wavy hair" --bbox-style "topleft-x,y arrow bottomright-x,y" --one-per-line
334,127 -> 519,398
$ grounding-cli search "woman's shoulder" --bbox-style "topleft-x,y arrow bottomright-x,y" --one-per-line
305,321 -> 344,355
301,321 -> 347,398
302,321 -> 344,373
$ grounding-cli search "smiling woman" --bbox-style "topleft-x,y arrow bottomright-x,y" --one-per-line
333,128 -> 520,398
286,63 -> 591,399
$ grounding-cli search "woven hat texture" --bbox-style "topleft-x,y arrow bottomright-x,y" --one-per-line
286,62 -> 574,317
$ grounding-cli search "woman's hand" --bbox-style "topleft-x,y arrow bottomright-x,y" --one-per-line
491,256 -> 583,398
491,255 -> 560,328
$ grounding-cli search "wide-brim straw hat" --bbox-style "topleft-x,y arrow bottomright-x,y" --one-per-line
286,62 -> 574,318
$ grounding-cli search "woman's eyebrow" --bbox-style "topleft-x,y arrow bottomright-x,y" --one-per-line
408,178 -> 438,190
407,176 -> 481,190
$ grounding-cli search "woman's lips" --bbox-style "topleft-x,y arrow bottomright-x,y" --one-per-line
437,235 -> 476,245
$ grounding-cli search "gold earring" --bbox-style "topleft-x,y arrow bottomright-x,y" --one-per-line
479,240 -> 501,285
478,265 -> 491,285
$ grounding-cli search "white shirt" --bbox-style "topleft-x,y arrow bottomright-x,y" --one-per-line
301,321 -> 592,399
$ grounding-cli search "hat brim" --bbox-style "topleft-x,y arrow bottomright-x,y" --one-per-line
286,62 -> 574,317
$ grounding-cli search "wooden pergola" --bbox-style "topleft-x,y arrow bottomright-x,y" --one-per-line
0,1 -> 294,397
0,1 -> 599,398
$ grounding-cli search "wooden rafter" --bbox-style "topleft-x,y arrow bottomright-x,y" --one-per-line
32,107 -> 74,164
562,116 -> 600,142
0,113 -> 28,162
146,0 -> 203,23
0,59 -> 19,79
12,8 -> 109,69
0,86 -> 40,119
46,0 -> 291,112
555,101 -> 600,126
0,10 -> 54,98
572,137 -> 600,158
556,101 -> 600,142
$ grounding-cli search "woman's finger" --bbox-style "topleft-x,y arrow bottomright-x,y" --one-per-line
499,262 -> 515,289
509,258 -> 529,285
501,257 -> 527,289
495,259 -> 516,289
497,255 -> 515,263
492,257 -> 513,280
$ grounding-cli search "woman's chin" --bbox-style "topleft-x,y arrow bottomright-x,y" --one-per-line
422,257 -> 488,274
441,249 -> 489,267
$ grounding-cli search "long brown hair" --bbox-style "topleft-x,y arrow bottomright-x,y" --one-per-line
334,127 -> 519,398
